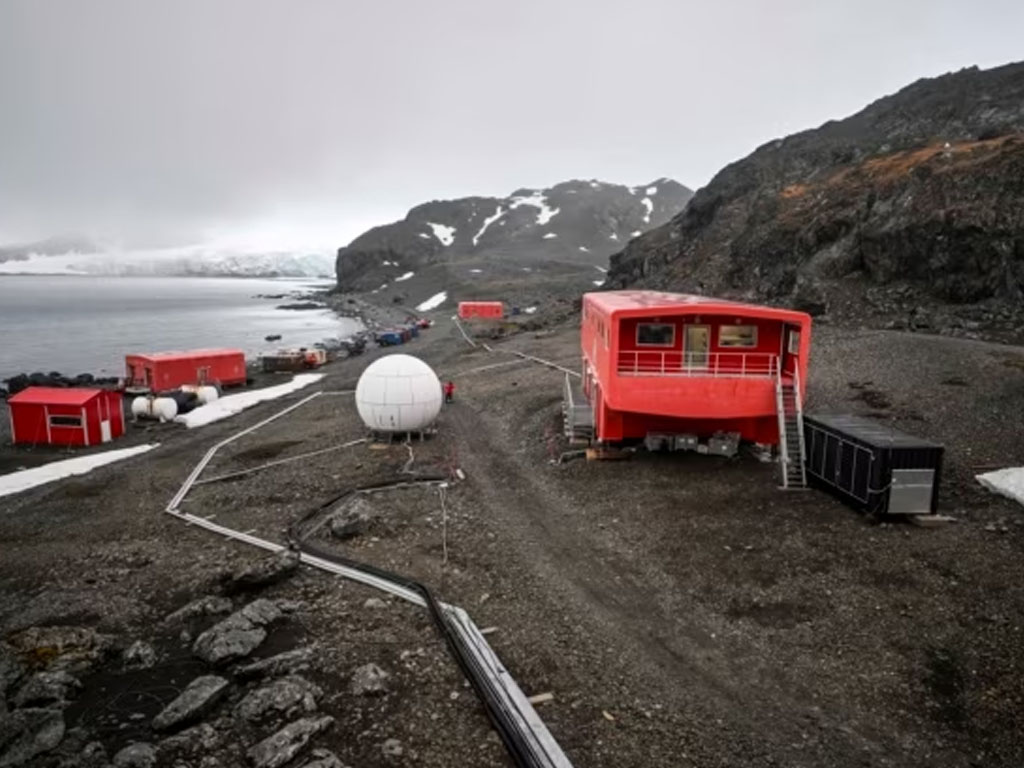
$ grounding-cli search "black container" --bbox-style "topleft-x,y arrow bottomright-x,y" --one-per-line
802,413 -> 944,515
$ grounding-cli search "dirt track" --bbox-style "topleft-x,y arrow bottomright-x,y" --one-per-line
2,310 -> 1024,767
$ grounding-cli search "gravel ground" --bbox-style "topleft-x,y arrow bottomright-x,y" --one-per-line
1,307 -> 1023,767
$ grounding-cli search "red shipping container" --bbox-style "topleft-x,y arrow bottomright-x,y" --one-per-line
125,348 -> 246,393
458,301 -> 504,319
7,387 -> 125,447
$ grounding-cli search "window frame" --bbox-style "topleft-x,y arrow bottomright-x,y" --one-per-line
635,322 -> 676,348
718,324 -> 759,348
49,414 -> 83,428
787,329 -> 801,355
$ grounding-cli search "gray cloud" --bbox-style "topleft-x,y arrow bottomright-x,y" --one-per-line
2,0 -> 1022,247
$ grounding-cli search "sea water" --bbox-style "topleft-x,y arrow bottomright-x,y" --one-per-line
0,275 -> 360,381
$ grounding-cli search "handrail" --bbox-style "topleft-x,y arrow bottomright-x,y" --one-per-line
616,350 -> 778,378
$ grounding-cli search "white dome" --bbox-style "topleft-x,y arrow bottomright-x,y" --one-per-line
355,354 -> 442,433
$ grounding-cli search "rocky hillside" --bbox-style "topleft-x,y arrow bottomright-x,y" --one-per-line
335,179 -> 692,292
607,62 -> 1024,340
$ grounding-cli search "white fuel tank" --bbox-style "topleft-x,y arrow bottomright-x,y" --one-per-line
131,396 -> 179,423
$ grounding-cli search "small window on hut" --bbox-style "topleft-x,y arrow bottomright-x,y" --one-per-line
718,325 -> 758,348
636,322 -> 675,347
49,415 -> 83,428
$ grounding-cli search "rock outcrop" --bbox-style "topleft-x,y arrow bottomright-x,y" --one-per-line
606,61 -> 1024,339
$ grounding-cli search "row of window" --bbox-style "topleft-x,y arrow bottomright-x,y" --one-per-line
636,323 -> 758,348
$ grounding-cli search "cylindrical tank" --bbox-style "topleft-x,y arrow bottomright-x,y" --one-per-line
180,385 -> 220,404
355,354 -> 442,433
131,396 -> 178,423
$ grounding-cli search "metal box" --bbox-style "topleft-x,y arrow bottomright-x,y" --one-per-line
803,413 -> 944,515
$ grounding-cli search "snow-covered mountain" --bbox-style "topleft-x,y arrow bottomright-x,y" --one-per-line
335,178 -> 693,291
0,245 -> 335,277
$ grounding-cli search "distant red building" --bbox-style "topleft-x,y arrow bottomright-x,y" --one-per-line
8,387 -> 125,447
124,348 -> 246,393
458,301 -> 504,320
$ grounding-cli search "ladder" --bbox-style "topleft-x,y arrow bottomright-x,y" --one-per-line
775,367 -> 807,489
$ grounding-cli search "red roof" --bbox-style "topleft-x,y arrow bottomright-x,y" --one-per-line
585,290 -> 811,324
126,348 -> 244,362
8,387 -> 102,406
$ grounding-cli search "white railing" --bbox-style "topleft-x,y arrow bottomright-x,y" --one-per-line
616,350 -> 779,378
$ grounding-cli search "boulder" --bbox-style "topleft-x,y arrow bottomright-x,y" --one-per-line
381,738 -> 403,758
223,550 -> 301,595
111,742 -> 157,768
0,708 -> 66,767
122,641 -> 157,670
791,276 -> 829,316
329,498 -> 381,540
11,671 -> 81,708
7,626 -> 112,674
158,722 -> 220,756
245,716 -> 334,768
350,663 -> 390,696
192,600 -> 286,666
299,748 -> 345,768
236,647 -> 315,680
152,675 -> 229,732
0,644 -> 25,695
234,676 -> 321,722
164,596 -> 233,625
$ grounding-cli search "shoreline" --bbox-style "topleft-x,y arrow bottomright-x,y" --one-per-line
0,277 -> 374,390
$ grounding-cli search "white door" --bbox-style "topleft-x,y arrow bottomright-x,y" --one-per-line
100,420 -> 112,443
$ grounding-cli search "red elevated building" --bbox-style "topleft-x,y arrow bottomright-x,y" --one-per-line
577,291 -> 811,481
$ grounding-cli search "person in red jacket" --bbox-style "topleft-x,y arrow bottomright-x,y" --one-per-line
444,380 -> 455,403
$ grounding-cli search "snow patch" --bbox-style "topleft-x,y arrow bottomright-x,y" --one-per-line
543,232 -> 558,239
593,280 -> 605,286
472,206 -> 504,246
977,467 -> 1024,509
509,193 -> 560,225
469,269 -> 483,273
578,246 -> 590,253
594,265 -> 608,273
628,187 -> 636,196
417,233 -> 430,240
416,291 -> 447,312
427,223 -> 456,246
0,444 -> 159,500
395,271 -> 414,282
609,233 -> 619,241
631,230 -> 642,238
524,306 -> 538,314
641,197 -> 653,223
646,186 -> 658,196
589,181 -> 600,188
176,374 -> 324,429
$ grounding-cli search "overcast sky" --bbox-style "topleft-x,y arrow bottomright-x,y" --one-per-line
1,0 -> 1022,250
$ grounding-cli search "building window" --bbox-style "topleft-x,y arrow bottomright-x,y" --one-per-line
49,415 -> 83,428
788,329 -> 801,355
718,325 -> 758,348
636,322 -> 675,347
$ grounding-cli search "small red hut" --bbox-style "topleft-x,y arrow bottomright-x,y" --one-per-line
124,348 -> 246,393
8,387 -> 125,447
458,301 -> 504,320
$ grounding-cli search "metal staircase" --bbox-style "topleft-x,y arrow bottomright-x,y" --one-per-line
775,368 -> 807,489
